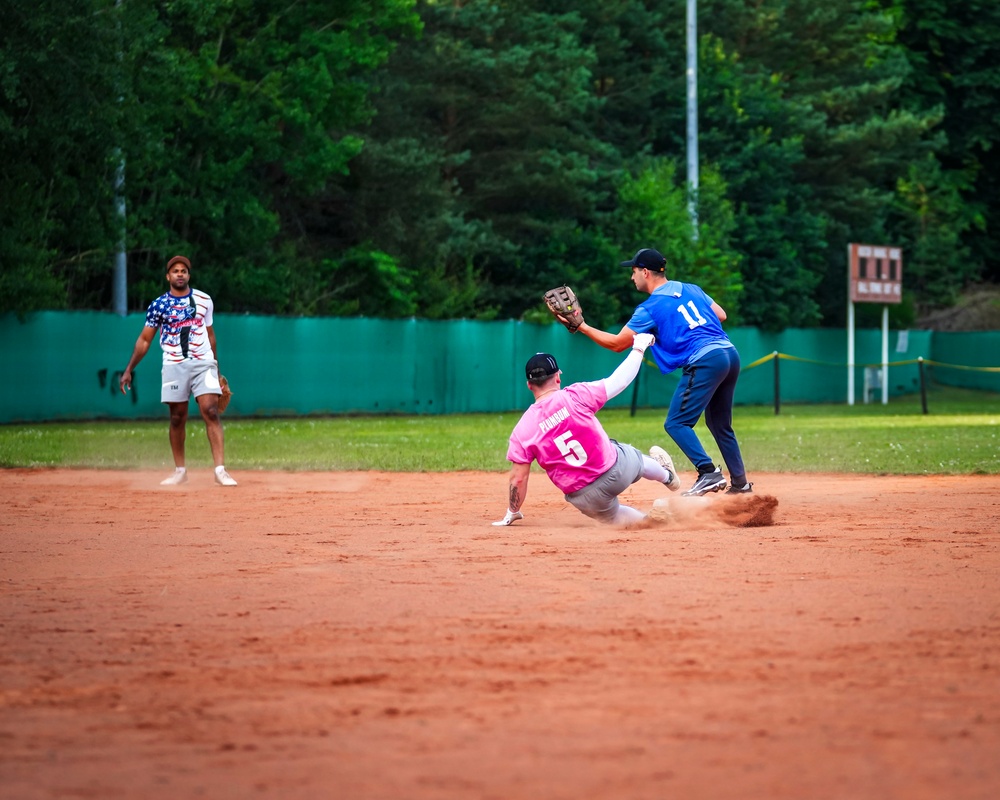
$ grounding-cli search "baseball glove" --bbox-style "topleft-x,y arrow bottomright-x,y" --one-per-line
543,285 -> 585,333
218,375 -> 233,414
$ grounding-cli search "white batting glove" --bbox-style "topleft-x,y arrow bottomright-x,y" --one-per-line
632,333 -> 655,353
492,509 -> 524,527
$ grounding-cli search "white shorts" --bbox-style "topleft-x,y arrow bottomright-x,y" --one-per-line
564,440 -> 644,523
161,359 -> 221,404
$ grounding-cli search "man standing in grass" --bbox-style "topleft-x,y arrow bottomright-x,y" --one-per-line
119,255 -> 237,487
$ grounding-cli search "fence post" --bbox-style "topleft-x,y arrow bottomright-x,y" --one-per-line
918,357 -> 928,415
773,351 -> 780,415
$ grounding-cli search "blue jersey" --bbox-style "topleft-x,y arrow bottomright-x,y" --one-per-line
627,281 -> 732,373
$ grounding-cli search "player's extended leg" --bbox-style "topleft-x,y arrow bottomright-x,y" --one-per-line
703,348 -> 747,485
166,401 -> 189,468
195,393 -> 225,468
195,393 -> 237,486
642,450 -> 681,491
664,355 -> 725,469
565,443 -> 646,525
611,504 -> 646,525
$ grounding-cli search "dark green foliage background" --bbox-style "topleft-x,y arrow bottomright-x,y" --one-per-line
2,1 -> 997,330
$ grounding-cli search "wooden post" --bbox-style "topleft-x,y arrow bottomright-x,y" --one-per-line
918,357 -> 928,415
773,351 -> 780,415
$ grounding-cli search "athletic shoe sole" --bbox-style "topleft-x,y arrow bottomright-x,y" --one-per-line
648,446 -> 682,492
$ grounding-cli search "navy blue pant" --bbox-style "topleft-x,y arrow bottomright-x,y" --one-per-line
664,346 -> 747,483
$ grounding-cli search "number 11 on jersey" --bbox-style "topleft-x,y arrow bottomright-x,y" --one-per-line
677,300 -> 708,329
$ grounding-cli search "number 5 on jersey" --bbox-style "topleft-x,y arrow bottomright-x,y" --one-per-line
555,430 -> 588,466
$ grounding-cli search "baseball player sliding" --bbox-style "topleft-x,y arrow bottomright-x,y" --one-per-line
494,333 -> 681,527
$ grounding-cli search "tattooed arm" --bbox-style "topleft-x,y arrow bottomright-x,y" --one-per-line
493,462 -> 531,526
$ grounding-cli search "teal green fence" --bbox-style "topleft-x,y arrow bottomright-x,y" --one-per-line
2,312 -> 996,423
923,331 -> 1000,392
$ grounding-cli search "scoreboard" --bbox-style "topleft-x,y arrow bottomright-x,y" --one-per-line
849,244 -> 902,304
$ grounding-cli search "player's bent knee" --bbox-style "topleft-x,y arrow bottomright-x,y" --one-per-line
665,419 -> 690,438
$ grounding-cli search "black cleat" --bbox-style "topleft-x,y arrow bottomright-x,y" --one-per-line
682,466 -> 727,497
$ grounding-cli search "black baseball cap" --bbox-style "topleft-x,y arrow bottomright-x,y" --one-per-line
525,353 -> 559,383
620,248 -> 666,272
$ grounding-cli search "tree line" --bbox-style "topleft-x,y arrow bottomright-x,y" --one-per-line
2,0 -> 997,331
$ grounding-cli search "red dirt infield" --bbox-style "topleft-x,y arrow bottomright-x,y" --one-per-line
2,468 -> 999,799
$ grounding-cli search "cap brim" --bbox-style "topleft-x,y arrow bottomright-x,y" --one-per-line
620,260 -> 637,268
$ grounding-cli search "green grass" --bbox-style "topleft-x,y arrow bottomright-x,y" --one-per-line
1,387 -> 997,475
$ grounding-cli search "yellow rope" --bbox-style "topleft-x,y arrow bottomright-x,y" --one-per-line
641,351 -> 1000,374
742,353 -> 1000,373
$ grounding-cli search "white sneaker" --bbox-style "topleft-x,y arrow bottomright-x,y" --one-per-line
649,446 -> 681,492
160,470 -> 188,486
214,468 -> 238,487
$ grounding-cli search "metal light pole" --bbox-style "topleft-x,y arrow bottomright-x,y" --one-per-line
112,0 -> 127,316
113,150 -> 127,316
686,0 -> 698,240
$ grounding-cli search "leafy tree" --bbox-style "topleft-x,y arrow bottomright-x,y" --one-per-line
333,0 -> 618,320
878,0 -> 1000,291
0,0 -> 139,312
610,158 -> 743,322
889,154 -> 976,306
696,33 -> 827,330
124,0 -> 420,313
3,0 -> 993,330
533,0 -> 678,158
701,0 -> 941,325
0,0 -> 420,314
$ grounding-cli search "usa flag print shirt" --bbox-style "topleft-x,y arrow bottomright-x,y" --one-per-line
144,289 -> 216,364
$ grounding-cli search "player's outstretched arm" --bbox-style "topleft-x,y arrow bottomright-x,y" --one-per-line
603,333 -> 655,400
493,462 -> 531,526
576,321 -> 636,353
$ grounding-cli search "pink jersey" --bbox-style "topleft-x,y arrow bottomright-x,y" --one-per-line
506,381 -> 616,494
